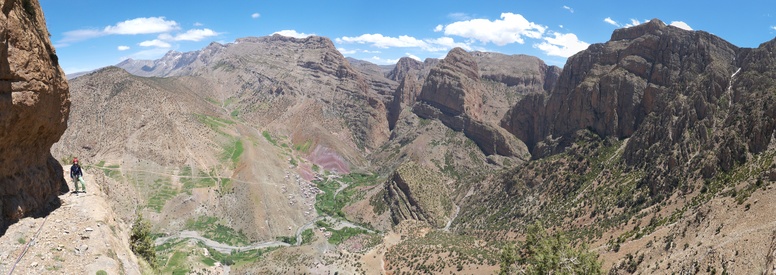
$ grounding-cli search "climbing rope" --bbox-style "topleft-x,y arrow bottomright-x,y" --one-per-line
7,213 -> 50,275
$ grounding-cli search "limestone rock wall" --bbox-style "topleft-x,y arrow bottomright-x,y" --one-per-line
0,0 -> 70,228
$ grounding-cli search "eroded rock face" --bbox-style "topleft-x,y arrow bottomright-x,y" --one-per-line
0,0 -> 70,228
386,57 -> 440,130
411,48 -> 529,158
418,47 -> 484,119
504,19 -> 776,193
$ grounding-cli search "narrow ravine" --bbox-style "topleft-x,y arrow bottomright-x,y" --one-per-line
444,205 -> 461,232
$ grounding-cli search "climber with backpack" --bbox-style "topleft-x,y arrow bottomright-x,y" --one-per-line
70,157 -> 86,193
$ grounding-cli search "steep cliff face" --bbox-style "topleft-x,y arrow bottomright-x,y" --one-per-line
418,48 -> 484,120
410,48 -> 529,158
0,0 -> 69,228
502,19 -> 776,193
387,57 -> 426,130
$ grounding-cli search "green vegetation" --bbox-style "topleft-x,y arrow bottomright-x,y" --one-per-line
195,113 -> 234,127
212,60 -> 236,72
293,139 -> 313,153
300,228 -> 315,245
130,213 -> 157,269
385,230 -> 503,272
185,216 -> 250,246
219,178 -> 234,193
221,139 -> 244,166
92,161 -> 122,180
206,246 -> 278,267
276,235 -> 297,244
96,270 -> 108,275
327,227 -> 371,245
288,156 -> 298,167
205,97 -> 220,105
314,173 -> 381,219
17,237 -> 25,244
146,178 -> 178,212
179,168 -> 230,194
499,223 -> 602,274
262,130 -> 278,146
194,113 -> 236,138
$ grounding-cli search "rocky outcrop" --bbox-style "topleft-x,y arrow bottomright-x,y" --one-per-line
383,161 -> 453,228
414,102 -> 528,158
387,57 -> 424,82
0,0 -> 69,229
473,52 -> 560,93
418,48 -> 484,119
410,48 -> 529,158
385,57 -> 443,130
503,19 -> 776,193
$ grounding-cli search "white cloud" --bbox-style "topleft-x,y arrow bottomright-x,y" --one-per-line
448,12 -> 472,21
336,33 -> 474,52
193,22 -> 203,27
60,29 -> 103,44
604,17 -> 618,26
272,30 -> 314,38
337,33 -> 431,49
370,56 -> 400,65
103,17 -> 179,35
603,17 -> 647,28
441,13 -> 546,46
563,5 -> 574,13
59,17 -> 186,45
338,47 -> 357,54
121,48 -> 170,61
170,28 -> 219,41
434,24 -> 443,32
117,45 -> 130,51
624,19 -> 646,28
251,13 -> 261,19
426,37 -> 472,51
405,53 -> 421,61
772,26 -> 776,30
669,21 -> 693,30
534,32 -> 589,58
362,49 -> 381,54
139,39 -> 171,48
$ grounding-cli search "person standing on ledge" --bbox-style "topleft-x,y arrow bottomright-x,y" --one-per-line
70,157 -> 86,193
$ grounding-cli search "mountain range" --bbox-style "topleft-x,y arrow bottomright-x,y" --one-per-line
4,2 -> 776,272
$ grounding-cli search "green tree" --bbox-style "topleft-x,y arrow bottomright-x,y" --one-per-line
499,243 -> 517,275
500,222 -> 602,274
130,213 -> 157,268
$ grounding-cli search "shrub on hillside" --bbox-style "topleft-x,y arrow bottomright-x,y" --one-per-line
500,222 -> 602,274
130,213 -> 157,268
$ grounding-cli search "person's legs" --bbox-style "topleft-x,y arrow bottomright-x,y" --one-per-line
77,176 -> 86,193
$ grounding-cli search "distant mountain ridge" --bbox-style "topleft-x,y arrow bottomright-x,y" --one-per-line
47,19 -> 776,273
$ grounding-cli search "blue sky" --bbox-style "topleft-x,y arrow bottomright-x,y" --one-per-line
40,0 -> 776,74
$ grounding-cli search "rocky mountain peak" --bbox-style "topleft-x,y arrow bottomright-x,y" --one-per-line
610,18 -> 668,41
387,57 -> 424,82
417,47 -> 483,119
